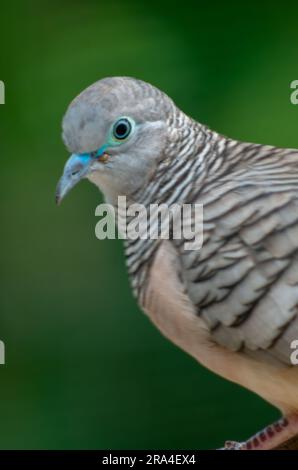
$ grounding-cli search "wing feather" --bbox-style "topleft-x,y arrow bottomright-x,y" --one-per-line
180,147 -> 298,365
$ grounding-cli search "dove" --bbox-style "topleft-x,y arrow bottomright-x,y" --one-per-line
56,77 -> 298,450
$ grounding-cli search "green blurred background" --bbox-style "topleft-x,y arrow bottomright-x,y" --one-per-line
0,0 -> 298,450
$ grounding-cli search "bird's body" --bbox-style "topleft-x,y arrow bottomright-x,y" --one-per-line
57,77 -> 298,449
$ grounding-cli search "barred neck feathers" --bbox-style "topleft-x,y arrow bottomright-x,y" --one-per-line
124,110 -> 227,303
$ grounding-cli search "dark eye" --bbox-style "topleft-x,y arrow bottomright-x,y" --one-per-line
113,118 -> 132,140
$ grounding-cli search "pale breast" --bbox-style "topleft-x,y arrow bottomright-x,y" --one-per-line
142,240 -> 298,414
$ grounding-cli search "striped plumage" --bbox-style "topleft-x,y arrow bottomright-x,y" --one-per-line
127,121 -> 298,367
58,77 -> 298,449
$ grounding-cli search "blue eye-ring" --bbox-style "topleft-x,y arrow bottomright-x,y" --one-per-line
113,118 -> 132,140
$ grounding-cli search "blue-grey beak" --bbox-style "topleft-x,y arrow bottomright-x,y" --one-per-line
56,154 -> 91,205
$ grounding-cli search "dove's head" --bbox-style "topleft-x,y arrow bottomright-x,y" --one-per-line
56,77 -> 175,205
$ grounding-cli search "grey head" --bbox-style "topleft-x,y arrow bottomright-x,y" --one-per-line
56,77 -> 176,205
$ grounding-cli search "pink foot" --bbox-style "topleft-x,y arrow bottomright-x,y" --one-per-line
220,414 -> 298,450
